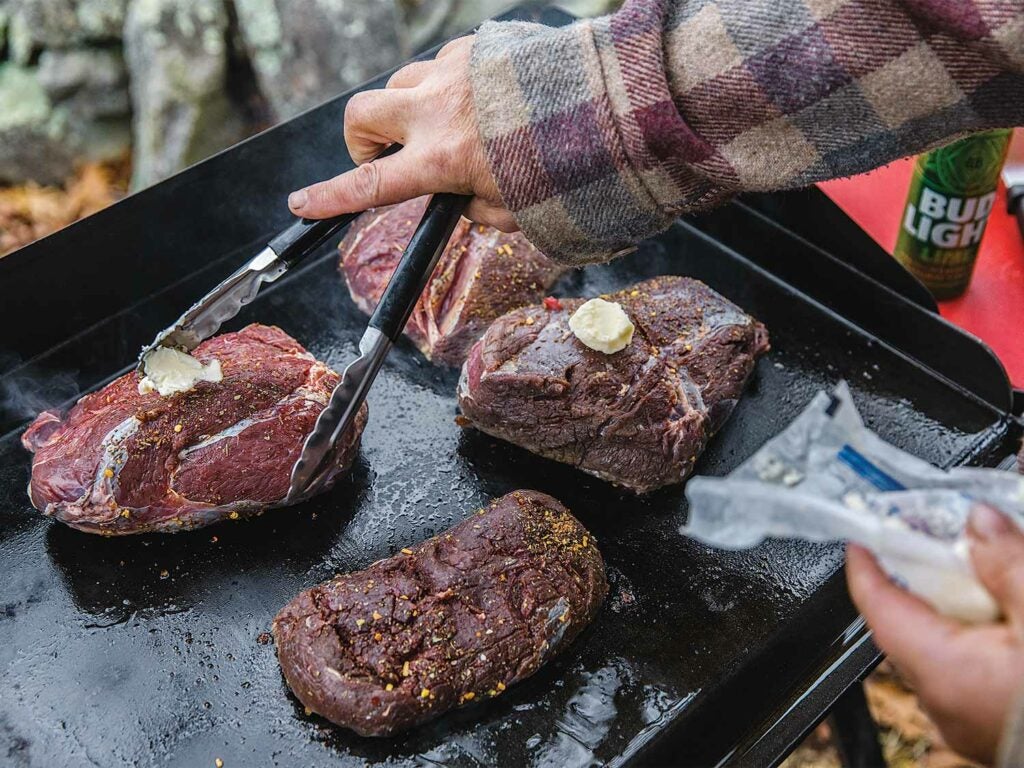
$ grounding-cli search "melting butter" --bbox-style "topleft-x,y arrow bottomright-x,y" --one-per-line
568,298 -> 635,354
139,347 -> 222,397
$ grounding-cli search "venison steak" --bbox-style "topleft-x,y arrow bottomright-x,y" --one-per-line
272,490 -> 606,736
22,324 -> 366,534
339,196 -> 565,366
457,276 -> 770,493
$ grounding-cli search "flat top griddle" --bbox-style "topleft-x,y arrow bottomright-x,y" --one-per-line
0,8 -> 1017,768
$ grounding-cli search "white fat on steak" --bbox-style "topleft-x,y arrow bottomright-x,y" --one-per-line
138,347 -> 223,397
28,414 -> 140,523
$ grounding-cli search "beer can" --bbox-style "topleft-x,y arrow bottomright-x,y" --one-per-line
894,128 -> 1012,299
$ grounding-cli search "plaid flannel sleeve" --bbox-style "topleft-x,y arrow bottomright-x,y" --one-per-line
470,0 -> 1024,265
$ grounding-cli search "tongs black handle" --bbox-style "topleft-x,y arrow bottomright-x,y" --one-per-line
369,192 -> 468,340
285,190 -> 469,501
267,143 -> 403,268
267,212 -> 362,268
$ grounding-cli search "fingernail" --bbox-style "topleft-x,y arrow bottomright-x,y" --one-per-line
288,189 -> 308,210
969,504 -> 1012,541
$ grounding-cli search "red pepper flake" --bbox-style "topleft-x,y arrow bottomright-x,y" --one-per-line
543,296 -> 563,311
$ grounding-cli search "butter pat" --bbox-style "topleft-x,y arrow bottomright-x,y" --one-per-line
139,347 -> 223,397
568,298 -> 635,354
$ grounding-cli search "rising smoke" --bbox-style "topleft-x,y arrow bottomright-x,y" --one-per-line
0,352 -> 80,429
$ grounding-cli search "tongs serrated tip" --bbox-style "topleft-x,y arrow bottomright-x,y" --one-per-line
134,155 -> 466,503
286,192 -> 468,501
136,247 -> 285,374
285,327 -> 390,502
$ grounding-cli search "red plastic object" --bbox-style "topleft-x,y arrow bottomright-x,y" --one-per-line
820,157 -> 1024,388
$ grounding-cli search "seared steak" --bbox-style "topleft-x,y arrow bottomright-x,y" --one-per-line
457,276 -> 770,494
339,196 -> 565,366
273,490 -> 606,736
22,324 -> 366,534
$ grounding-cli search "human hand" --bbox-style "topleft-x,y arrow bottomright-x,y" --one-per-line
286,36 -> 515,231
846,505 -> 1024,765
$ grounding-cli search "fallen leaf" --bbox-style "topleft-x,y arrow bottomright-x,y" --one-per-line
0,155 -> 129,256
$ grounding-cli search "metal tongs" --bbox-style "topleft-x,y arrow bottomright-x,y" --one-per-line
137,145 -> 405,360
287,192 -> 465,500
137,149 -> 467,501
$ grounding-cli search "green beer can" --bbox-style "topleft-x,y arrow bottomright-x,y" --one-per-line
894,128 -> 1012,299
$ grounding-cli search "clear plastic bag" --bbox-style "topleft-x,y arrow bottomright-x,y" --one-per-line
683,382 -> 1024,623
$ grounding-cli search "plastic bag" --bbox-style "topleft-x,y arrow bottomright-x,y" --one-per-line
683,382 -> 1024,623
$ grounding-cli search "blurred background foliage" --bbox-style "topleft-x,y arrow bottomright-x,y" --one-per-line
0,0 -> 616,190
0,0 -> 616,254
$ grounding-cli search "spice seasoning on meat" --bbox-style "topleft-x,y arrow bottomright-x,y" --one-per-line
272,491 -> 607,736
457,276 -> 769,493
21,325 -> 367,534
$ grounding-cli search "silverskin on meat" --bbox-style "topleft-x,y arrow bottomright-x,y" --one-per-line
339,196 -> 565,366
22,324 -> 366,534
272,490 -> 607,736
457,276 -> 770,493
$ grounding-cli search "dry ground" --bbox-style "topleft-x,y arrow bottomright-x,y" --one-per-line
783,665 -> 978,767
0,157 -> 130,257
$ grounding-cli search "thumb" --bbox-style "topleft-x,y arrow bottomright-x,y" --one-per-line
968,504 -> 1024,627
287,150 -> 434,219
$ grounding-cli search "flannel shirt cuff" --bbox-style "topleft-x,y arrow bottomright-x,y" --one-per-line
470,13 -> 722,266
471,0 -> 1024,266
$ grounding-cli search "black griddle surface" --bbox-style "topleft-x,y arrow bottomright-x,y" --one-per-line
0,225 -> 1006,767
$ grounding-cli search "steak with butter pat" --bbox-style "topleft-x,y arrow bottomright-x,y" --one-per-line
457,276 -> 770,493
22,324 -> 366,534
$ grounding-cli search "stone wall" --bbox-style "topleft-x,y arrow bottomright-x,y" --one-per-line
0,0 -> 616,189
1,0 -> 131,185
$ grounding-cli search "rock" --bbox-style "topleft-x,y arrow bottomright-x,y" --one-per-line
7,0 -> 77,64
0,62 -> 75,184
0,3 -> 9,55
0,60 -> 131,185
554,0 -> 621,17
6,0 -> 126,65
396,0 -> 512,53
234,0 -> 403,120
74,116 -> 132,167
394,0 -> 621,54
124,0 -> 249,189
75,0 -> 128,39
37,48 -> 130,119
